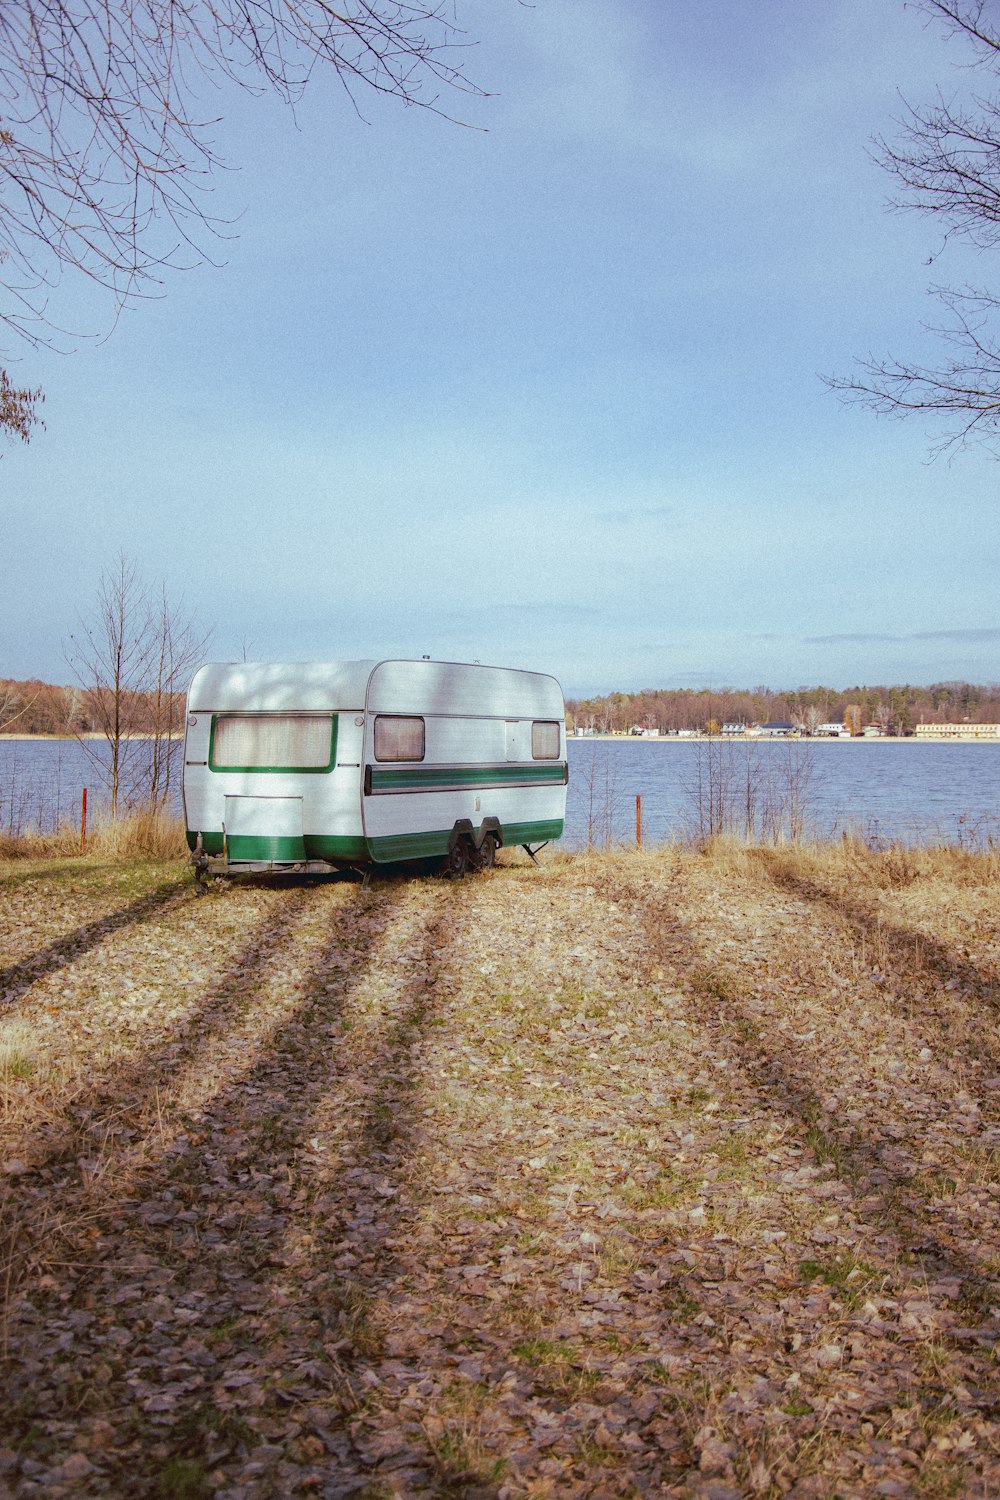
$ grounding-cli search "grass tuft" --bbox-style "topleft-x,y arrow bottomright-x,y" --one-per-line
0,1021 -> 39,1081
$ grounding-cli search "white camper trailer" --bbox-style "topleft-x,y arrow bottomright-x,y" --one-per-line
182,658 -> 568,878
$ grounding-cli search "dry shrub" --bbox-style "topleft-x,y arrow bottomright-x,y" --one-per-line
731,836 -> 1000,894
0,809 -> 187,862
0,828 -> 72,860
896,841 -> 1000,888
831,837 -> 1000,892
693,834 -> 759,880
85,810 -> 188,860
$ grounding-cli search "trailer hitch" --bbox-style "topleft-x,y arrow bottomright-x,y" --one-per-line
190,832 -> 211,891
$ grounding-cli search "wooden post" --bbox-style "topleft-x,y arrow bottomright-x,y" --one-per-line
636,793 -> 642,848
80,787 -> 87,853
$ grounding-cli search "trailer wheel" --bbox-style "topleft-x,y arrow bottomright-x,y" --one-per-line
443,839 -> 469,879
474,833 -> 497,871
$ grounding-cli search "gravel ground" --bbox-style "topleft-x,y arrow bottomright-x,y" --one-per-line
1,845 -> 1000,1498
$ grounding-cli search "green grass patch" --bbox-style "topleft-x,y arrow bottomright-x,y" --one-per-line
512,1336 -> 576,1365
798,1253 -> 880,1309
157,1457 -> 211,1500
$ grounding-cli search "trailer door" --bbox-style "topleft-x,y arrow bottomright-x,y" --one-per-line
224,794 -> 305,862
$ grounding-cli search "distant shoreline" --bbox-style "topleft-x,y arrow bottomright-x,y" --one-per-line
0,733 -> 178,742
572,733 -> 1000,745
3,731 -> 998,746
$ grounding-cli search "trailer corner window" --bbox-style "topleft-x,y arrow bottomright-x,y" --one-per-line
210,713 -> 336,772
374,715 -> 425,762
532,720 -> 561,759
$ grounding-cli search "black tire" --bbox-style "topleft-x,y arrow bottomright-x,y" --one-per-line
443,840 -> 469,879
475,833 -> 497,871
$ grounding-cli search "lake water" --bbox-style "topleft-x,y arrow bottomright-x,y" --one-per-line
0,738 -> 183,834
0,736 -> 997,849
565,738 -> 1000,849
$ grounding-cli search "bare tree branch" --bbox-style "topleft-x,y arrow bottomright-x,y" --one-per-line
826,284 -> 1000,455
831,0 -> 1000,454
0,0 -> 484,331
0,1 -> 485,446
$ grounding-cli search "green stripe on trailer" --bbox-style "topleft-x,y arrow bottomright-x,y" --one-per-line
188,818 -> 564,867
227,834 -> 307,861
366,829 -> 452,862
369,762 -> 566,792
306,835 -> 370,861
366,818 -> 564,864
187,831 -> 368,861
498,819 -> 564,847
187,831 -> 225,854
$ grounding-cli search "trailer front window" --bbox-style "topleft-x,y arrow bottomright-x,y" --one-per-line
532,721 -> 561,759
374,715 -> 425,762
210,714 -> 336,772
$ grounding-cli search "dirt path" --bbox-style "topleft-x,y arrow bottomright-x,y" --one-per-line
2,849 -> 1000,1498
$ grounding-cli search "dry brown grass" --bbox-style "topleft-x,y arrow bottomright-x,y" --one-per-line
696,830 -> 1000,891
0,807 -> 187,861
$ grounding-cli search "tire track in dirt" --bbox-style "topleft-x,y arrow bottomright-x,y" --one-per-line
763,852 -> 1000,1024
0,878 -> 189,1004
350,868 -> 759,1497
607,855 -> 1000,1497
1,874 -> 488,1496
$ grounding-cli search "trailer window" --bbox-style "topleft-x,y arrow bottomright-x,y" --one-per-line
374,715 -> 425,762
210,714 -> 336,772
532,721 -> 561,759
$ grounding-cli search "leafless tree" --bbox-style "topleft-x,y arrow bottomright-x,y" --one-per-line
581,749 -> 624,848
874,699 -> 896,733
681,740 -> 748,844
66,556 -> 151,815
59,685 -> 87,736
0,1 -> 484,443
65,554 -> 210,815
141,586 -> 211,812
777,742 -> 815,843
682,739 -> 815,846
0,681 -> 22,731
828,1 -> 1000,454
792,704 -> 823,736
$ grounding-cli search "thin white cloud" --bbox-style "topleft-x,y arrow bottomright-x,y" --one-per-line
807,629 -> 1000,645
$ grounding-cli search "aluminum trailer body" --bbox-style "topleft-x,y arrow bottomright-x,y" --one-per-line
182,658 -> 567,873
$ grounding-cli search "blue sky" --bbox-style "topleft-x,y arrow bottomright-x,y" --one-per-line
2,0 -> 999,698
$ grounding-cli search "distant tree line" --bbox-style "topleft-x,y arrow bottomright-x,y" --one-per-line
1,672 -> 189,739
566,682 -> 1000,736
5,675 -> 1000,742
0,677 -> 157,736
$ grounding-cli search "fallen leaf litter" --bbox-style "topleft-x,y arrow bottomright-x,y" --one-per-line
1,845 -> 999,1496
